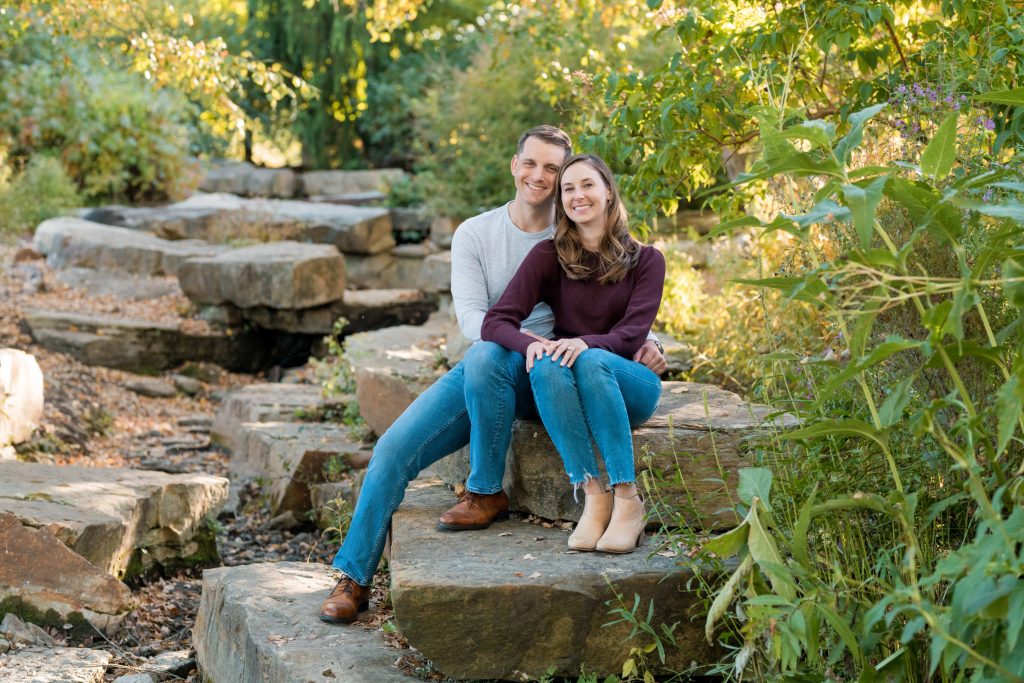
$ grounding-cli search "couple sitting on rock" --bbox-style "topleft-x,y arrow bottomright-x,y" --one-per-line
320,125 -> 667,624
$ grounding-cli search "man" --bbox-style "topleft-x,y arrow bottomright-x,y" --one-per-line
320,125 -> 667,623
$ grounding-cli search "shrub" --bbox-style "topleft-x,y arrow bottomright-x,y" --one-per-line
0,26 -> 197,203
411,36 -> 564,219
0,156 -> 81,236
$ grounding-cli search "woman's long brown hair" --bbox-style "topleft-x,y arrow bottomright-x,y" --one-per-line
553,154 -> 640,285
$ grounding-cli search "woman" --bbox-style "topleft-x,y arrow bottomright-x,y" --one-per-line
480,153 -> 665,553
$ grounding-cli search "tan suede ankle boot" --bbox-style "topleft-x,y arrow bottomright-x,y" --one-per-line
568,490 -> 613,551
595,494 -> 645,554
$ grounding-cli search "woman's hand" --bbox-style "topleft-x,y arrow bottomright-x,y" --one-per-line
549,337 -> 589,368
526,340 -> 556,372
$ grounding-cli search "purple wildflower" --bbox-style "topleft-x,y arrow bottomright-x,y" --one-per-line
896,84 -> 908,95
911,122 -> 920,132
913,83 -> 925,95
985,118 -> 996,131
943,95 -> 954,103
983,188 -> 994,202
895,118 -> 906,128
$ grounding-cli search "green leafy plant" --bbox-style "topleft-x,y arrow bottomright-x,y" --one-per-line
0,156 -> 80,236
696,98 -> 1024,680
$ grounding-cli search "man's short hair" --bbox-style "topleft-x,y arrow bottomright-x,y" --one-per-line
517,125 -> 573,159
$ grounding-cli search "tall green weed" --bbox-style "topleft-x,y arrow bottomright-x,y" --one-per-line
679,96 -> 1024,681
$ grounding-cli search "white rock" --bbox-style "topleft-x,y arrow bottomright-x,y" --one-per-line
0,646 -> 112,682
0,349 -> 44,447
0,613 -> 55,647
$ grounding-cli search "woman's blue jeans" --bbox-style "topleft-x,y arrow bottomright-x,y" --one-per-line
331,341 -> 533,585
528,348 -> 662,487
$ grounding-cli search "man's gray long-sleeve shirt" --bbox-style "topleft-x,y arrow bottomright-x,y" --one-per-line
450,203 -> 555,342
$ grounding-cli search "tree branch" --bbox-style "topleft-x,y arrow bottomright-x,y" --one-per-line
883,18 -> 909,71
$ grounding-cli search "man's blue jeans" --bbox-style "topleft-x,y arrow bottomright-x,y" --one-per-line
331,341 -> 533,585
528,348 -> 661,487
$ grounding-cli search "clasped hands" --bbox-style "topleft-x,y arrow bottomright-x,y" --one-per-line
523,331 -> 588,372
521,330 -> 668,375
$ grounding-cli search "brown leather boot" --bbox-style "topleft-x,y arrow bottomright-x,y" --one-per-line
319,577 -> 370,624
436,490 -> 510,531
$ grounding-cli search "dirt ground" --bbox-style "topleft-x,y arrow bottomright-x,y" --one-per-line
0,240 -> 439,681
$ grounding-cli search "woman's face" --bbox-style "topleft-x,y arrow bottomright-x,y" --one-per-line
560,161 -> 610,231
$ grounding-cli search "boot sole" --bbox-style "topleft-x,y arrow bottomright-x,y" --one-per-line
319,602 -> 369,624
596,532 -> 646,554
436,511 -> 509,531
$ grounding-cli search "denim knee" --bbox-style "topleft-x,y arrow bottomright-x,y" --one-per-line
572,348 -> 616,376
464,340 -> 510,369
528,355 -> 574,387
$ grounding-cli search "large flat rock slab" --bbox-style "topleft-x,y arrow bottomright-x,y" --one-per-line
177,241 -> 345,309
0,461 -> 228,578
53,267 -> 183,300
235,288 -> 436,334
342,251 -> 397,289
436,381 -> 796,530
391,480 -> 717,680
300,168 -> 405,197
0,646 -> 112,682
344,315 -> 449,436
33,218 -> 228,276
231,422 -> 371,516
0,514 -> 132,634
199,161 -> 299,198
88,193 -> 395,255
211,383 -> 352,453
193,562 -> 408,683
23,308 -> 274,374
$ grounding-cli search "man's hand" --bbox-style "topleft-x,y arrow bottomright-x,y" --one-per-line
634,340 -> 667,375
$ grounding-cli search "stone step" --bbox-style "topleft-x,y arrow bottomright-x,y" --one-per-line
199,161 -> 299,198
389,479 -> 717,680
344,314 -> 450,436
193,562 -> 409,683
177,241 -> 346,310
0,513 -> 132,634
23,308 -> 275,374
222,288 -> 437,335
300,169 -> 405,198
306,190 -> 386,205
54,267 -> 183,300
211,383 -> 352,453
230,422 -> 371,517
33,217 -> 228,277
86,193 -> 395,255
0,461 -> 228,579
435,381 -> 795,530
0,646 -> 113,682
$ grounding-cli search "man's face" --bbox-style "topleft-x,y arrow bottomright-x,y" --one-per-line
510,137 -> 566,209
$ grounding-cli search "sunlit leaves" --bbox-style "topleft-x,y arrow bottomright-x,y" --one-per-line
842,175 -> 888,249
975,87 -> 1024,106
8,1 -> 313,146
920,112 -> 958,180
